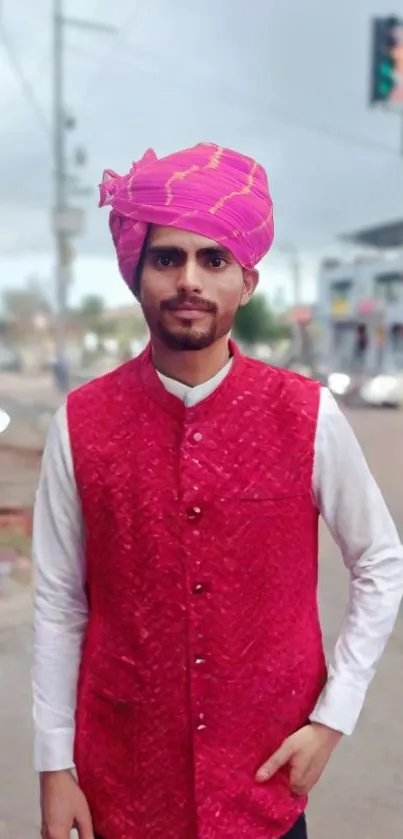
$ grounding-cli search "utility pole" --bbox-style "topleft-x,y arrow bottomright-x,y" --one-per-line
52,0 -> 115,391
52,0 -> 68,389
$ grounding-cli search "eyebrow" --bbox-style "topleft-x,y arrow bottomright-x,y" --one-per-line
146,244 -> 234,259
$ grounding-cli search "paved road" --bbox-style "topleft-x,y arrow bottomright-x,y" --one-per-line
0,407 -> 402,839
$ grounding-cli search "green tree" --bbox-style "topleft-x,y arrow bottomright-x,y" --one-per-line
234,293 -> 289,346
78,295 -> 105,320
2,278 -> 50,322
76,295 -> 113,338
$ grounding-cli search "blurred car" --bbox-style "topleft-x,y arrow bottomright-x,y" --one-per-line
328,370 -> 403,408
359,373 -> 403,407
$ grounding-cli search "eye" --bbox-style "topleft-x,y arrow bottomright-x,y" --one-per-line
206,256 -> 227,269
154,254 -> 174,268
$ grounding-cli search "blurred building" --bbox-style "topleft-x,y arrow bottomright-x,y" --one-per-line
317,221 -> 403,371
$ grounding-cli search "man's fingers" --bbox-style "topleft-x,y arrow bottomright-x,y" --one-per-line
290,758 -> 318,796
41,829 -> 70,839
290,765 -> 308,796
75,811 -> 94,839
76,822 -> 94,839
256,739 -> 294,783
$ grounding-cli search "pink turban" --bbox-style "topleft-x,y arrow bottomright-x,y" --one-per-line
98,143 -> 274,292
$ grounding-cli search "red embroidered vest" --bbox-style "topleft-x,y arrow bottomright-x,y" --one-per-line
68,343 -> 326,839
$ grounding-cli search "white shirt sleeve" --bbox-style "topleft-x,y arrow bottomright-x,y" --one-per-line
32,404 -> 88,772
310,388 -> 403,735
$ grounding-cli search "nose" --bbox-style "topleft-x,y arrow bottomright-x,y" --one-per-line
176,257 -> 203,295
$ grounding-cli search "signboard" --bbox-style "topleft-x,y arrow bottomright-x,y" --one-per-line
286,306 -> 312,324
330,300 -> 350,317
357,299 -> 376,315
356,298 -> 384,320
329,278 -> 352,317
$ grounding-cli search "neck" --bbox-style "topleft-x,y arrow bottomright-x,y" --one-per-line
151,335 -> 232,387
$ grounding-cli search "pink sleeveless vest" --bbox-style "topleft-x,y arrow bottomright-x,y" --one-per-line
68,343 -> 326,839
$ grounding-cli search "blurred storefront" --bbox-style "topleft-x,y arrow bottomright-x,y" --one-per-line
317,221 -> 403,372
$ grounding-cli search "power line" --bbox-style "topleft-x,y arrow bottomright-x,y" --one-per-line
259,100 -> 399,157
100,38 -> 400,159
0,19 -> 50,137
1,0 -> 396,161
74,2 -> 141,106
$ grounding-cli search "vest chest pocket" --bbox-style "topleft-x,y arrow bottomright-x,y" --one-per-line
219,490 -> 314,512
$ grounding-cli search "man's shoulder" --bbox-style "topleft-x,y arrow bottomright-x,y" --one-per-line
243,354 -> 321,394
67,356 -> 142,406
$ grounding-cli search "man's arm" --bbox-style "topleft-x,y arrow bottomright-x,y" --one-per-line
257,387 -> 403,793
310,387 -> 403,734
32,404 -> 88,771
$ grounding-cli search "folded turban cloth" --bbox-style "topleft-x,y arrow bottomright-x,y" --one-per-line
98,143 -> 274,293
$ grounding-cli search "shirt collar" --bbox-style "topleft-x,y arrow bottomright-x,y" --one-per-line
157,357 -> 233,407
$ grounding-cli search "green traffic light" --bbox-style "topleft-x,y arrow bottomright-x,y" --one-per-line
377,60 -> 395,97
379,60 -> 393,77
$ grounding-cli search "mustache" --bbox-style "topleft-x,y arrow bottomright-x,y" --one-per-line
160,294 -> 217,313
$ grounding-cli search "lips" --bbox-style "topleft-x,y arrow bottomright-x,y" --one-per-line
168,307 -> 211,321
173,305 -> 210,313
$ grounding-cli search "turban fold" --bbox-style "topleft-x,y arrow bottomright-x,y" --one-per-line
99,143 -> 274,292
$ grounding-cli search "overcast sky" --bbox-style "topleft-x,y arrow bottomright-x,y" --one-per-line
1,0 -> 403,306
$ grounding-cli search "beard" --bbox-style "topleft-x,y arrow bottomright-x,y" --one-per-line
156,317 -> 219,351
142,295 -> 234,352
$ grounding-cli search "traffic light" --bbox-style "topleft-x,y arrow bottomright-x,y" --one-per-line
370,16 -> 403,105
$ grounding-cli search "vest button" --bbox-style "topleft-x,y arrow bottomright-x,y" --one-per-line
194,656 -> 205,665
192,431 -> 203,442
193,582 -> 207,594
186,506 -> 202,522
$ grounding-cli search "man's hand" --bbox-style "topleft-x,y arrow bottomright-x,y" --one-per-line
40,770 -> 94,839
255,723 -> 342,796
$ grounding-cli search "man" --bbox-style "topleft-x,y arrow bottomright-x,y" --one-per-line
33,143 -> 403,839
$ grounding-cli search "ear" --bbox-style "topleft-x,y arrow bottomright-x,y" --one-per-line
240,269 -> 259,307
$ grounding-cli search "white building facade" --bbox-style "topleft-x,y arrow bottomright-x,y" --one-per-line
317,253 -> 403,372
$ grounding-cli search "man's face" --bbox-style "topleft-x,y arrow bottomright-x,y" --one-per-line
139,226 -> 258,351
